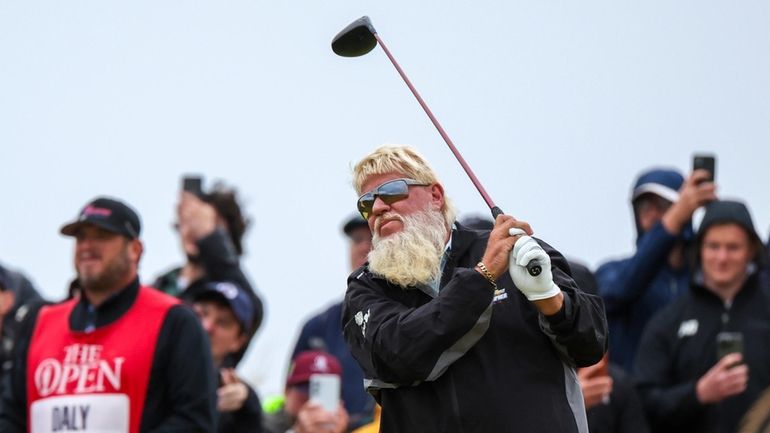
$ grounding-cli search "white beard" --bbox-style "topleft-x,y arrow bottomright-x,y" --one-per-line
368,207 -> 449,288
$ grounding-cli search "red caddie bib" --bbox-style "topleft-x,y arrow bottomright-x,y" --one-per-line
26,286 -> 179,433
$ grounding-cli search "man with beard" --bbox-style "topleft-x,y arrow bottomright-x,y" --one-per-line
342,145 -> 608,433
0,197 -> 216,433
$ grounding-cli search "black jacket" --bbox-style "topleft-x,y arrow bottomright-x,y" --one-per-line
218,380 -> 263,433
634,270 -> 770,433
0,279 -> 217,432
342,225 -> 608,433
586,365 -> 649,433
154,228 -> 264,365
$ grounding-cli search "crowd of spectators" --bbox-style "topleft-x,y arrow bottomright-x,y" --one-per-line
0,164 -> 768,433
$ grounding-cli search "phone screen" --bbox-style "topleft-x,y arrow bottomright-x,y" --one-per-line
716,331 -> 743,360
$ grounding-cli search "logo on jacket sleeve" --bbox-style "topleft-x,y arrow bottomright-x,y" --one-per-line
677,319 -> 699,338
493,288 -> 508,304
354,309 -> 370,337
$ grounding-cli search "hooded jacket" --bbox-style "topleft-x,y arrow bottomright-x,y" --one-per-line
596,168 -> 691,372
634,200 -> 770,433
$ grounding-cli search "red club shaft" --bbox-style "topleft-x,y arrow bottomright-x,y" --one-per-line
373,33 -> 497,212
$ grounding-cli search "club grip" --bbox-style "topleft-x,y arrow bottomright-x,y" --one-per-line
526,260 -> 542,277
491,206 -> 540,276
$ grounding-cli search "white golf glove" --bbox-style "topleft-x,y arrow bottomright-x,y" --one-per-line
508,230 -> 561,301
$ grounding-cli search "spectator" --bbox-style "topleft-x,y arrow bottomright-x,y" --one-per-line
635,199 -> 770,433
0,263 -> 42,372
597,167 -> 716,372
0,265 -> 43,372
290,215 -> 374,430
458,214 -> 494,231
570,263 -> 649,433
0,196 -> 216,432
263,350 -> 349,433
568,260 -> 599,296
343,145 -> 607,433
578,356 -> 649,433
192,281 -> 263,433
154,181 -> 264,364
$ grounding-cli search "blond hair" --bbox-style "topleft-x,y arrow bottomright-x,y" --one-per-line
352,145 -> 456,225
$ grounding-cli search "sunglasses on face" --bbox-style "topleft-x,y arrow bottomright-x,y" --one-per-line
357,178 -> 430,220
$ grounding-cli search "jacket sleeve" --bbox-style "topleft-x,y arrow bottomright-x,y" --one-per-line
0,302 -> 44,433
343,268 -> 495,385
147,305 -> 217,433
633,306 -> 705,431
596,222 -> 679,314
608,367 -> 651,433
197,227 -> 264,334
535,239 -> 608,368
225,384 -> 263,433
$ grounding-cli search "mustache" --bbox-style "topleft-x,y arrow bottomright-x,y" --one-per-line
77,251 -> 102,260
374,212 -> 404,233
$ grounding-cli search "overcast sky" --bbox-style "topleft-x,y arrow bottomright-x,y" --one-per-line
2,1 -> 768,396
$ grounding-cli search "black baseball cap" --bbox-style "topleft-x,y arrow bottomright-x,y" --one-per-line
60,197 -> 141,239
342,214 -> 369,236
194,281 -> 254,332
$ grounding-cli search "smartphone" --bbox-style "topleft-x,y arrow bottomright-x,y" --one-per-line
182,175 -> 204,197
693,154 -> 716,183
716,331 -> 743,361
309,374 -> 340,412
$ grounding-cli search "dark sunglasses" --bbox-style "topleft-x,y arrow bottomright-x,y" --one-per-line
357,178 -> 429,219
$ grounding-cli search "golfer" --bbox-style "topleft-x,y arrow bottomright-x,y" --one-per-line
342,145 -> 608,433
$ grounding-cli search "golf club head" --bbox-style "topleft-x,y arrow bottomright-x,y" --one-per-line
332,16 -> 377,57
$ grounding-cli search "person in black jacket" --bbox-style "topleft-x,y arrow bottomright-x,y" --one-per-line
0,196 -> 216,432
290,215 -> 375,431
634,199 -> 770,433
154,181 -> 264,365
192,281 -> 263,433
0,263 -> 43,385
342,145 -> 608,433
568,262 -> 649,433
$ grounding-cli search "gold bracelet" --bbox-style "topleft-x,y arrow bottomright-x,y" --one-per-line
476,261 -> 497,288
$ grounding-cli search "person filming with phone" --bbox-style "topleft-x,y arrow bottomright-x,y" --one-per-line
154,177 -> 264,365
634,199 -> 770,433
342,145 -> 607,433
596,160 -> 717,373
263,350 -> 349,433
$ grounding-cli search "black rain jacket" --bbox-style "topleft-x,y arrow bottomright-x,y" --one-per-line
342,225 -> 608,433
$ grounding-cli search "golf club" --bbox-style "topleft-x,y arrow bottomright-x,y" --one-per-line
332,16 -> 542,277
